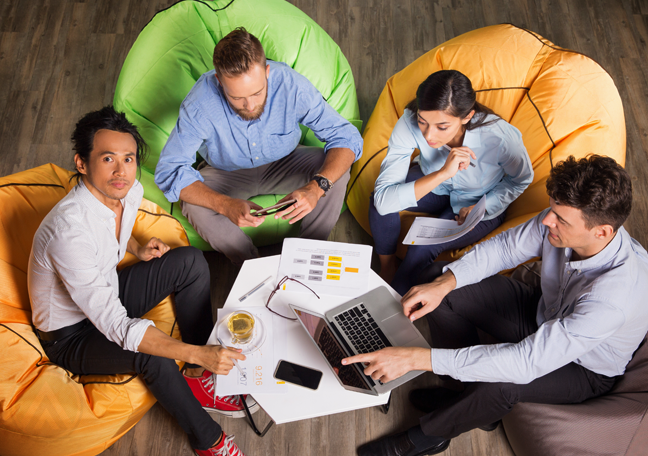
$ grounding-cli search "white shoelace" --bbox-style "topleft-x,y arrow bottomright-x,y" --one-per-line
213,434 -> 242,456
201,373 -> 241,406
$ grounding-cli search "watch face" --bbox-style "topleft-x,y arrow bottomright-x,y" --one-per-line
315,176 -> 331,192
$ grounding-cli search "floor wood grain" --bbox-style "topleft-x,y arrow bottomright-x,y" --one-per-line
2,0 -> 647,455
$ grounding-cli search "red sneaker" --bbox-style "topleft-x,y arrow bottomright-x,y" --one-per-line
194,432 -> 245,456
183,369 -> 259,418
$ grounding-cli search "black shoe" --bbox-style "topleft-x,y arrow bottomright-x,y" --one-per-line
357,431 -> 450,456
408,387 -> 461,413
477,420 -> 501,432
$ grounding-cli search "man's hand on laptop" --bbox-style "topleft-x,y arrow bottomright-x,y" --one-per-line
222,198 -> 266,227
194,345 -> 246,376
401,270 -> 457,321
341,347 -> 432,383
274,181 -> 324,224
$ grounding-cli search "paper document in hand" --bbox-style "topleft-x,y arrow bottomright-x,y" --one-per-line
214,308 -> 288,395
278,238 -> 372,296
403,195 -> 487,245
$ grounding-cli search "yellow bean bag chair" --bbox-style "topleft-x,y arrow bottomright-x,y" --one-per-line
347,24 -> 625,259
0,164 -> 189,456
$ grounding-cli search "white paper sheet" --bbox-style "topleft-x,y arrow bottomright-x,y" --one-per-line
403,195 -> 487,245
214,308 -> 288,395
277,238 -> 372,296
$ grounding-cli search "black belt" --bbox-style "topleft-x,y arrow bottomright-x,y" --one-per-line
34,319 -> 89,342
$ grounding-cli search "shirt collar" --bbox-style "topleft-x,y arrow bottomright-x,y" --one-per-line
564,229 -> 624,271
75,179 -> 117,221
463,127 -> 482,149
75,178 -> 138,223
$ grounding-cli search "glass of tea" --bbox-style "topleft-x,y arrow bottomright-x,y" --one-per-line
227,311 -> 255,344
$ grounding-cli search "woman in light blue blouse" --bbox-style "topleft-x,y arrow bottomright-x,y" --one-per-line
369,70 -> 533,295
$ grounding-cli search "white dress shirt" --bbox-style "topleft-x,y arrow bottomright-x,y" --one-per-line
28,179 -> 154,352
431,209 -> 648,383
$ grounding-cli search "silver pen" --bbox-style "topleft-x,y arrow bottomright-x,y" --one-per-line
442,144 -> 476,167
239,275 -> 273,301
216,336 -> 247,379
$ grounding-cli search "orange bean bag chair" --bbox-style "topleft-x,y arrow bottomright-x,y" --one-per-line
347,24 -> 625,260
0,164 -> 189,456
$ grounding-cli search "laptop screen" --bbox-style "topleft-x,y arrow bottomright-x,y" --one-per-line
294,308 -> 372,391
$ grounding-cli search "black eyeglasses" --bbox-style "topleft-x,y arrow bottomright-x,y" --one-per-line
266,276 -> 320,320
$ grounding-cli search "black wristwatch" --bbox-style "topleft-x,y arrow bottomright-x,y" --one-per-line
311,174 -> 334,195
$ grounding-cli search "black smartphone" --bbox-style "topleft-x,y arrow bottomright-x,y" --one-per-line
273,360 -> 323,390
252,199 -> 297,217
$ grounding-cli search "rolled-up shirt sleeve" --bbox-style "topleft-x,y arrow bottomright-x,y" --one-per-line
372,115 -> 419,215
446,210 -> 546,289
431,297 -> 626,384
47,230 -> 154,352
296,74 -> 363,161
155,103 -> 208,203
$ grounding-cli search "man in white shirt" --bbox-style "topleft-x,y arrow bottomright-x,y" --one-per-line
344,155 -> 648,456
28,107 -> 250,456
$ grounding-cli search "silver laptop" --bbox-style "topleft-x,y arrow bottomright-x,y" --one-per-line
290,286 -> 430,395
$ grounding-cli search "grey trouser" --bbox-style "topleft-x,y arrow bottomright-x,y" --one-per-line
182,146 -> 350,265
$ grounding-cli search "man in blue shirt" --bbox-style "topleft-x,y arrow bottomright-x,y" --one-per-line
343,155 -> 648,456
155,28 -> 363,264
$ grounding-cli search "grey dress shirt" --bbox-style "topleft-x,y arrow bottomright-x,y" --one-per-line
432,208 -> 648,384
28,179 -> 154,352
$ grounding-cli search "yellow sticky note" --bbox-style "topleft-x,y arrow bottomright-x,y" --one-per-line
345,267 -> 359,273
411,241 -> 415,244
276,381 -> 285,384
326,275 -> 340,280
327,268 -> 341,274
329,256 -> 342,262
328,262 -> 341,267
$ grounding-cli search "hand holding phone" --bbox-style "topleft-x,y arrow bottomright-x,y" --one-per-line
252,199 -> 297,217
274,360 -> 322,390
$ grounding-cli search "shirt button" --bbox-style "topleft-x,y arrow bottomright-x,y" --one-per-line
252,143 -> 256,146
255,157 -> 259,160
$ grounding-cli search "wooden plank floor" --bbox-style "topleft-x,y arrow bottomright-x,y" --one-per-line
2,0 -> 647,455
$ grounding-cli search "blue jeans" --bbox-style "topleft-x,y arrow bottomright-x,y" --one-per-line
369,165 -> 506,295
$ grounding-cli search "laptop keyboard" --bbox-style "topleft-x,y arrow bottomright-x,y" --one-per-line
318,325 -> 371,390
334,304 -> 392,354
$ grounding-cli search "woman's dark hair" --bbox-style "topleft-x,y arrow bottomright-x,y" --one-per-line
70,106 -> 148,182
406,70 -> 499,130
546,155 -> 632,231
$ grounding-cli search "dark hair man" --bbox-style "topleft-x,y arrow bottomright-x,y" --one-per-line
344,155 -> 648,456
154,27 -> 363,265
28,106 -> 252,456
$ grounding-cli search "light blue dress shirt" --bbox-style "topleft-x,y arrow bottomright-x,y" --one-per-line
155,61 -> 363,203
432,209 -> 648,384
373,109 -> 533,219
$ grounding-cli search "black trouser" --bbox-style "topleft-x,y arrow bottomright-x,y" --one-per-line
41,247 -> 221,450
417,262 -> 616,439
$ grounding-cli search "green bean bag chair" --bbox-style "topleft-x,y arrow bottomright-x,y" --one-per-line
114,0 -> 361,250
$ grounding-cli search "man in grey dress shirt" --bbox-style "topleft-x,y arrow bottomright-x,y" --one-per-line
28,107 -> 252,456
343,155 -> 648,456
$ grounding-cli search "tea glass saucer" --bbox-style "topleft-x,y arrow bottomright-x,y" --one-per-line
216,313 -> 267,355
